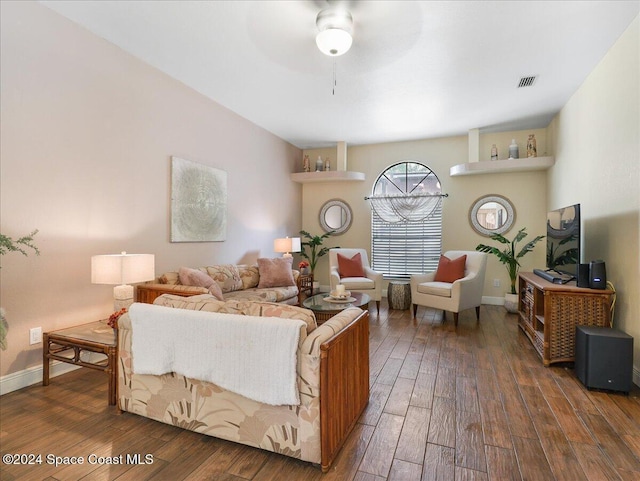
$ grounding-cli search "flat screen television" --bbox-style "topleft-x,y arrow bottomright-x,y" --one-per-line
546,204 -> 581,277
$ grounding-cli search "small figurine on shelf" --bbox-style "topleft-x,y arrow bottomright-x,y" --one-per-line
527,134 -> 537,157
324,157 -> 330,171
491,144 -> 498,161
303,154 -> 310,172
315,156 -> 323,172
508,139 -> 519,160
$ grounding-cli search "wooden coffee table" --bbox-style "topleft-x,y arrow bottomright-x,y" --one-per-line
303,292 -> 371,324
43,320 -> 117,405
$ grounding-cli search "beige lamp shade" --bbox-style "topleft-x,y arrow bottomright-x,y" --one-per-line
273,237 -> 301,258
91,252 -> 155,309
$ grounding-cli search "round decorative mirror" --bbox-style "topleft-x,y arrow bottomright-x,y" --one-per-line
469,194 -> 515,236
319,199 -> 353,235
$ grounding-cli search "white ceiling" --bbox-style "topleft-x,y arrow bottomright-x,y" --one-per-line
40,1 -> 639,149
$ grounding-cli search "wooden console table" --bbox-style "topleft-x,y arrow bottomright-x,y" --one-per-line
517,272 -> 614,366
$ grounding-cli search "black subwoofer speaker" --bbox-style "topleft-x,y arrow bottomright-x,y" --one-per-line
577,263 -> 590,288
589,260 -> 606,289
575,326 -> 633,393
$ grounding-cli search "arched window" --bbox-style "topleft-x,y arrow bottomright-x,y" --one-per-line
367,162 -> 444,278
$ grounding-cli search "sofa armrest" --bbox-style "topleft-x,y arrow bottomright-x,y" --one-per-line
363,267 -> 383,285
300,307 -> 363,355
449,271 -> 482,307
136,283 -> 208,304
317,308 -> 369,471
329,267 -> 341,291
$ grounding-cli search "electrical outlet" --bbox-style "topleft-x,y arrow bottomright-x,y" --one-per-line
493,279 -> 501,287
29,327 -> 42,345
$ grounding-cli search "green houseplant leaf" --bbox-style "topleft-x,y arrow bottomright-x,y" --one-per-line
476,227 -> 544,295
0,229 -> 40,350
0,229 -> 40,258
299,230 -> 338,276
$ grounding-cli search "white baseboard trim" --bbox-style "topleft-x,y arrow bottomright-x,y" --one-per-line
633,367 -> 640,388
0,350 -> 108,396
482,296 -> 505,306
0,360 -> 82,396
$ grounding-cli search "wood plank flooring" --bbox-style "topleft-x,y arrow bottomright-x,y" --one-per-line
1,303 -> 639,480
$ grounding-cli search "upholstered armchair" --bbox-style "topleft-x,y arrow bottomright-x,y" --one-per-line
410,250 -> 487,326
329,248 -> 382,312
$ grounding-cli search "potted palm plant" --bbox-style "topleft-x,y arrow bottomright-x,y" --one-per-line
299,230 -> 338,291
476,227 -> 544,313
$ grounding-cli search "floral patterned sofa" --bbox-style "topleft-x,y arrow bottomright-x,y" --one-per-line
117,294 -> 370,472
136,263 -> 301,305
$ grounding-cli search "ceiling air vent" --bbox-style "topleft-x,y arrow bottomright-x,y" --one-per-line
517,76 -> 537,88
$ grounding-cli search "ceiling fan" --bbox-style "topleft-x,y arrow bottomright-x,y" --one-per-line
314,7 -> 354,56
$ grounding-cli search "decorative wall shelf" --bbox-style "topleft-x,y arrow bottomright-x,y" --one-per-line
291,171 -> 365,183
449,156 -> 555,177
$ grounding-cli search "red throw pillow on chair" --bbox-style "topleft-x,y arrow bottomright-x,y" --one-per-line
434,254 -> 467,283
337,252 -> 366,277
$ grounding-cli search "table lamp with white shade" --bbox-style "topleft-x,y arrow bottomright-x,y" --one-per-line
91,252 -> 155,310
273,237 -> 301,258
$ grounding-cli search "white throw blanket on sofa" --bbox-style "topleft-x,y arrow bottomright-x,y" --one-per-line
128,303 -> 305,406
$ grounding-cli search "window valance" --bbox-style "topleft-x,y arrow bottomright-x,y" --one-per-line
364,193 -> 448,224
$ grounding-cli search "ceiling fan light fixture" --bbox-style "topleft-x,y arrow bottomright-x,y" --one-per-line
315,8 -> 353,57
316,28 -> 353,56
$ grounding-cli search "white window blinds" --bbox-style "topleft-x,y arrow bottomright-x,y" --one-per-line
369,162 -> 444,278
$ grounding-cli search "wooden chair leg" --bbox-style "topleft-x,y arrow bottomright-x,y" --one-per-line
453,312 -> 459,327
376,300 -> 380,312
412,304 -> 418,318
476,306 -> 481,322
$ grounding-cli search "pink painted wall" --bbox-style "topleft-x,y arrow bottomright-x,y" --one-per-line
0,1 -> 302,377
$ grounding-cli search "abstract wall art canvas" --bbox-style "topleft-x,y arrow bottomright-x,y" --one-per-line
171,156 -> 227,242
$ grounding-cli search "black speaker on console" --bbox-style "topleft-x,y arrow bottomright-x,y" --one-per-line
577,263 -> 591,288
575,326 -> 633,394
589,260 -> 606,289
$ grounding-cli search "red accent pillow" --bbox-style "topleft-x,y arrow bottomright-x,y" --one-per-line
337,252 -> 366,277
434,255 -> 467,283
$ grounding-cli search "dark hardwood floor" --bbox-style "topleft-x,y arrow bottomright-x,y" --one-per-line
1,302 -> 639,480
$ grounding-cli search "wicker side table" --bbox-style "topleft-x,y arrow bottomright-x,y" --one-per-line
43,320 -> 117,406
387,281 -> 411,310
297,273 -> 314,304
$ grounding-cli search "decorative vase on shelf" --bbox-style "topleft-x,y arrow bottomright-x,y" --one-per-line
508,139 -> 519,160
324,157 -> 330,171
490,144 -> 498,161
315,156 -> 323,172
527,134 -> 537,157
